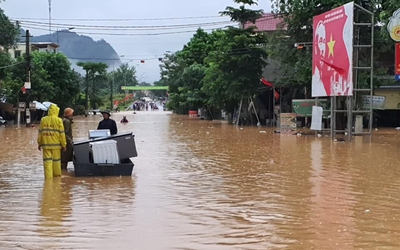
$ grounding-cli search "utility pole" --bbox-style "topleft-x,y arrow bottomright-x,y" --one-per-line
48,0 -> 52,35
25,30 -> 32,127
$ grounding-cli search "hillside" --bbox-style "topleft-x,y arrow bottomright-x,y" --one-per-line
20,29 -> 122,73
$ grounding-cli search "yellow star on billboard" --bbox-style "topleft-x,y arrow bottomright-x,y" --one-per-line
327,34 -> 335,57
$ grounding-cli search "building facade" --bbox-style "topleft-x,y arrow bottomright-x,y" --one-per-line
5,42 -> 60,59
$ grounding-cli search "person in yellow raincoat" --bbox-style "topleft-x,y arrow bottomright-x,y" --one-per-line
37,104 -> 67,178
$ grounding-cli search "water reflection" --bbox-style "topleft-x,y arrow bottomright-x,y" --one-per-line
308,140 -> 357,249
37,177 -> 72,248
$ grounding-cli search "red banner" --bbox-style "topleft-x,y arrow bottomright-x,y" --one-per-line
261,78 -> 280,100
312,2 -> 354,97
395,43 -> 400,76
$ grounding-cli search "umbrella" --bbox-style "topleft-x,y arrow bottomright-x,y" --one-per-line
33,101 -> 47,111
42,102 -> 55,109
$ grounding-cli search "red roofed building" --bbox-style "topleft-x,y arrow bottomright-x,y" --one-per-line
244,13 -> 285,32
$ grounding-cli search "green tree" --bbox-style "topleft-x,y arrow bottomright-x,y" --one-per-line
220,0 -> 263,27
4,52 -> 80,110
31,52 -> 80,109
0,5 -> 20,98
0,7 -> 19,49
160,0 -> 267,117
76,61 -> 108,110
0,51 -> 12,81
111,63 -> 138,93
202,0 -> 267,113
167,63 -> 207,112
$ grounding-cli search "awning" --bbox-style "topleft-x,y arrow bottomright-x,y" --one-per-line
0,102 -> 13,113
33,101 -> 47,111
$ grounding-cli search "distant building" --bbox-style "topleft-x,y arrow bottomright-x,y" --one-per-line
4,42 -> 60,59
244,13 -> 285,32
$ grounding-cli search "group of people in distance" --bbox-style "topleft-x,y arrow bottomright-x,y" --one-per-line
37,106 -> 120,179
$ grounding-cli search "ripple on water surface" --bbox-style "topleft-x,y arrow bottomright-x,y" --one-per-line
1,114 -> 400,249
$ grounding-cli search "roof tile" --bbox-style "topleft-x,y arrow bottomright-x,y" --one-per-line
244,13 -> 285,32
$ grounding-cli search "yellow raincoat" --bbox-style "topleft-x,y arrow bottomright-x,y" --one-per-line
37,104 -> 67,178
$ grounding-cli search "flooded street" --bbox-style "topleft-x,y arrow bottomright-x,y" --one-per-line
1,111 -> 400,249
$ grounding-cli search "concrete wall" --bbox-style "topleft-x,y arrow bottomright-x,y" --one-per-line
8,44 -> 26,59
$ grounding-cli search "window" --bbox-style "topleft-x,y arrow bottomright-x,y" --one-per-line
14,50 -> 21,58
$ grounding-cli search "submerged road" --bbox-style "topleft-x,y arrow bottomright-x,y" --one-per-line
1,110 -> 400,249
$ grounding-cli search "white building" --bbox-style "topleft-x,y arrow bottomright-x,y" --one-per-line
5,42 -> 60,59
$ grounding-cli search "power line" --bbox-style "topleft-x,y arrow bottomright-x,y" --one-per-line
16,20 -> 232,31
0,61 -> 24,69
11,16 -> 223,22
20,24 -> 228,36
21,23 -> 229,32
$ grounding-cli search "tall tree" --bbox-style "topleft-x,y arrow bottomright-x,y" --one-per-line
202,0 -> 267,113
0,5 -> 19,98
167,63 -> 207,112
110,63 -> 138,94
0,6 -> 19,49
77,61 -> 108,110
4,52 -> 80,108
32,52 -> 80,109
220,0 -> 263,27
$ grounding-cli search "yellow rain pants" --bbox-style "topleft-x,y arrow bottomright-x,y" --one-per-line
37,104 -> 66,179
43,149 -> 62,178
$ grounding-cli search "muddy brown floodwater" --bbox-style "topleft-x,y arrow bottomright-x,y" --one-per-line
1,111 -> 400,249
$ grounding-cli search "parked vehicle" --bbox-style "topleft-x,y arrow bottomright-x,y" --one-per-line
0,116 -> 6,125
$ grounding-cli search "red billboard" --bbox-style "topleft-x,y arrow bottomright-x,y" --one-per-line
312,2 -> 354,97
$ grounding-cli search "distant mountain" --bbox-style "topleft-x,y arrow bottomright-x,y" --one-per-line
20,29 -> 122,74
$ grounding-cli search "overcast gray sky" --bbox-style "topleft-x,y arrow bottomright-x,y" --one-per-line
2,0 -> 271,83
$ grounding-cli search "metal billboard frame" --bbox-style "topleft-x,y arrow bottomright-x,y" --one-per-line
329,3 -> 374,142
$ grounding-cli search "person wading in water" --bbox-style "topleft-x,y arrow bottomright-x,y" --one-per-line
37,104 -> 66,178
120,116 -> 129,123
97,110 -> 118,135
61,108 -> 74,170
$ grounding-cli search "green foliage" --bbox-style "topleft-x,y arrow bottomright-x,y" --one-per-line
202,27 -> 267,111
77,61 -> 108,110
3,52 -> 81,109
0,7 -> 19,49
0,51 -> 12,80
31,52 -> 80,108
220,2 -> 263,26
162,0 -> 267,115
110,63 -> 138,94
168,63 -> 207,111
269,0 -> 399,97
